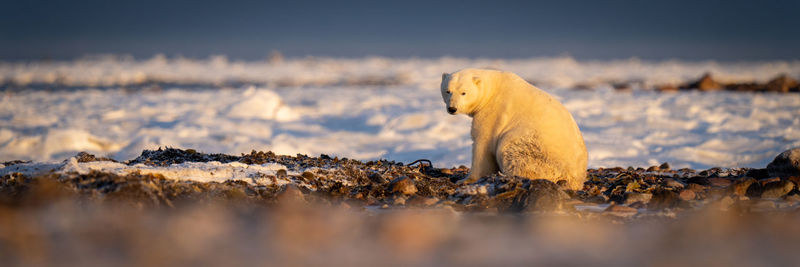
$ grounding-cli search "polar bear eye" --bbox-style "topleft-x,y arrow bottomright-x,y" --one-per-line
461,92 -> 466,95
446,90 -> 452,94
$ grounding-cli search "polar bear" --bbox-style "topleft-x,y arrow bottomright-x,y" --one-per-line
441,68 -> 588,190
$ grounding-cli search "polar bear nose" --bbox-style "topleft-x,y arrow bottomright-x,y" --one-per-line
447,107 -> 457,114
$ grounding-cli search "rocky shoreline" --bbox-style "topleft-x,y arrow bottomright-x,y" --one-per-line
3,148 -> 799,217
3,148 -> 800,266
654,73 -> 799,92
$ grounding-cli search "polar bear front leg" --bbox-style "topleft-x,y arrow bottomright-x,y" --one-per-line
459,138 -> 499,184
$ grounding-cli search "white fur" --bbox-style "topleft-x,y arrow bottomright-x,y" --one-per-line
441,69 -> 588,189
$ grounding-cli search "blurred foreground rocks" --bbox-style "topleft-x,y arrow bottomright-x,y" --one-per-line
3,148 -> 800,217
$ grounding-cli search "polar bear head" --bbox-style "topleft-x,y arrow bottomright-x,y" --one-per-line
441,69 -> 490,116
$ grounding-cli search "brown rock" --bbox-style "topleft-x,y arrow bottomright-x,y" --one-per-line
760,180 -> 795,199
678,189 -> 696,201
766,147 -> 800,178
745,168 -> 770,179
407,196 -> 439,207
686,183 -> 708,192
656,84 -> 679,92
683,73 -> 722,91
612,83 -> 632,91
510,179 -> 570,212
648,189 -> 682,210
277,184 -> 305,203
758,177 -> 781,186
389,176 -> 418,195
663,178 -> 686,189
726,82 -> 764,92
659,162 -> 671,171
731,178 -> 757,196
708,177 -> 732,187
624,192 -> 652,205
765,74 -> 798,93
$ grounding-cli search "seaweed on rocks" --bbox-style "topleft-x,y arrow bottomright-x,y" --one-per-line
4,149 -> 800,215
127,147 -> 240,166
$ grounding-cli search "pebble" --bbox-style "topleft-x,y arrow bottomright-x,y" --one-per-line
624,192 -> 652,205
766,147 -> 800,178
389,176 -> 418,195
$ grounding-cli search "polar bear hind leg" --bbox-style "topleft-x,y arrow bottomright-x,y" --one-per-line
497,137 -> 575,188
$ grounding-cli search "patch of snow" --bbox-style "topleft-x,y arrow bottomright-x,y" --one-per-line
0,158 -> 292,185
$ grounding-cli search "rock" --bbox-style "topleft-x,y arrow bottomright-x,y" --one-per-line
604,204 -> 638,216
765,74 -> 798,93
585,194 -> 609,204
407,196 -> 439,207
784,194 -> 800,203
766,147 -> 800,178
623,192 -> 652,205
683,73 -> 721,91
301,171 -> 315,180
759,177 -> 781,185
656,84 -> 679,92
663,178 -> 686,189
686,183 -> 708,192
725,82 -> 763,92
713,196 -> 735,210
389,176 -> 418,195
510,179 -> 570,212
276,169 -> 288,178
760,180 -> 795,199
745,168 -> 770,179
648,189 -> 682,210
276,184 -> 305,203
368,172 -> 387,184
678,189 -> 696,201
707,177 -> 732,187
74,151 -> 116,163
612,83 -> 632,91
731,178 -> 757,197
393,196 -> 407,206
745,181 -> 765,198
659,162 -> 671,171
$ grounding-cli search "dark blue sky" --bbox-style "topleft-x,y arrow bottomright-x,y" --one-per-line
2,0 -> 799,61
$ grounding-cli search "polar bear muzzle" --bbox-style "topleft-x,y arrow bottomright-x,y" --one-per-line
447,107 -> 457,114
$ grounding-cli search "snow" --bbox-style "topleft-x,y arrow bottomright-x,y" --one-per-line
0,157 -> 291,185
3,55 -> 800,89
1,57 -> 800,172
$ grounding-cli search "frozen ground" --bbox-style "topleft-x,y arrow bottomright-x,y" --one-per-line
1,56 -> 799,170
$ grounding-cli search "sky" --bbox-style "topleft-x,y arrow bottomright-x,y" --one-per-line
1,0 -> 799,61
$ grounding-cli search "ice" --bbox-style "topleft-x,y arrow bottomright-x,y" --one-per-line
2,57 -> 800,171
3,55 -> 800,89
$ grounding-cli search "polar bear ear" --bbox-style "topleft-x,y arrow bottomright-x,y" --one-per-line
441,73 -> 448,81
473,76 -> 481,87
